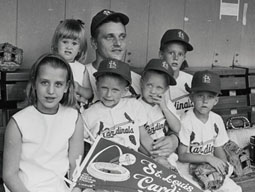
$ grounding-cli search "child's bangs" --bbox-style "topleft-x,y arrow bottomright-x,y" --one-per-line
59,27 -> 81,41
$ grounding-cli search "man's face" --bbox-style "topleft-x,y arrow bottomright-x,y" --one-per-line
92,21 -> 127,61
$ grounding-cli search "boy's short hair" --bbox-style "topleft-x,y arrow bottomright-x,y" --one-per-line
142,58 -> 176,85
91,9 -> 129,38
93,58 -> 131,85
160,29 -> 193,51
191,70 -> 221,94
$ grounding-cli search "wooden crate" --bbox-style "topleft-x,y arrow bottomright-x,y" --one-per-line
248,69 -> 255,126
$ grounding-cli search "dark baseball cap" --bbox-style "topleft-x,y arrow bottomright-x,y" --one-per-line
160,29 -> 193,51
94,58 -> 131,85
91,9 -> 129,37
143,59 -> 176,85
191,70 -> 221,94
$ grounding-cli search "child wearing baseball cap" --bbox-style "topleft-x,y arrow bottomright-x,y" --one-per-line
159,29 -> 194,118
139,58 -> 181,170
177,70 -> 242,191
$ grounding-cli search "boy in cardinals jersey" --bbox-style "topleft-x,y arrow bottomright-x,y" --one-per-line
159,29 -> 194,117
178,70 -> 242,192
139,58 -> 181,169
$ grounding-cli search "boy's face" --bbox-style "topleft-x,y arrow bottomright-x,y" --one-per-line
191,91 -> 218,116
57,38 -> 80,63
92,21 -> 127,61
141,72 -> 168,105
96,75 -> 129,108
159,42 -> 186,73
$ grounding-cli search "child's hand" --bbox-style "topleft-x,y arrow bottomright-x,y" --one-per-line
76,95 -> 87,104
206,155 -> 228,175
74,81 -> 80,93
151,94 -> 167,109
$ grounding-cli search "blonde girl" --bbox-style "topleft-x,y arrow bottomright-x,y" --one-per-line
3,53 -> 84,192
51,19 -> 92,106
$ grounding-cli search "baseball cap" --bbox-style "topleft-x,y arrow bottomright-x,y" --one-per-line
143,59 -> 176,85
160,29 -> 193,51
94,58 -> 131,85
91,9 -> 129,37
191,70 -> 221,94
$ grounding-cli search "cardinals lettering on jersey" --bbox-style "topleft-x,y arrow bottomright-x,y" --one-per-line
189,123 -> 220,155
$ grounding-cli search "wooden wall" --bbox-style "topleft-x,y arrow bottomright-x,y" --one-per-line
0,0 -> 254,69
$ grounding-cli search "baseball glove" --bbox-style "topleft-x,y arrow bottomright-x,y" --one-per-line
189,163 -> 225,190
223,140 -> 252,177
0,42 -> 23,71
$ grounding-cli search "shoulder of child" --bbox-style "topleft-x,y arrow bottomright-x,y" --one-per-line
12,105 -> 34,118
178,70 -> 193,81
209,110 -> 223,120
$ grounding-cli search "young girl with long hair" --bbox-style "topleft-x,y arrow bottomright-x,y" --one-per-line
3,53 -> 84,192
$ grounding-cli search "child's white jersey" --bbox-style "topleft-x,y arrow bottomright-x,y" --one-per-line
86,62 -> 141,103
179,109 -> 229,155
69,60 -> 85,86
177,111 -> 242,192
82,98 -> 147,151
139,98 -> 179,140
10,105 -> 78,192
165,71 -> 193,117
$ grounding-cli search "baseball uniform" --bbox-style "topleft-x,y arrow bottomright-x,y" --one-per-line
82,98 -> 147,151
177,109 -> 242,192
139,98 -> 179,140
165,71 -> 193,118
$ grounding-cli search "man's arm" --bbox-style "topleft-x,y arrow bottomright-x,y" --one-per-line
150,134 -> 179,158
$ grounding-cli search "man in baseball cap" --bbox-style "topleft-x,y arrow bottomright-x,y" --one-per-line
84,9 -> 141,103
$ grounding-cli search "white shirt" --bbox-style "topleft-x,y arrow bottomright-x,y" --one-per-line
165,71 -> 193,118
139,98 -> 179,140
82,98 -> 147,151
11,105 -> 78,192
69,60 -> 85,86
179,109 -> 229,155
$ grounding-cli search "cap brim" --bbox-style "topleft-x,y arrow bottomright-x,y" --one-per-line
190,86 -> 221,94
163,40 -> 193,51
107,12 -> 129,25
93,70 -> 131,85
143,68 -> 176,86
